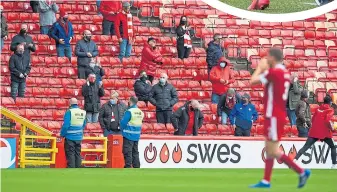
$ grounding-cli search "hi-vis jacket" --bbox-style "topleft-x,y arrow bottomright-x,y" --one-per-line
120,105 -> 144,141
60,105 -> 87,141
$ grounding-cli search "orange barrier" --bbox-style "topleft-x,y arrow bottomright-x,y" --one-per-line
107,135 -> 124,168
52,137 -> 67,168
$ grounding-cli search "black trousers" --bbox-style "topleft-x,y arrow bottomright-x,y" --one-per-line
64,139 -> 82,168
156,110 -> 172,124
123,137 -> 140,168
297,126 -> 309,138
177,46 -> 191,59
77,66 -> 87,79
234,126 -> 251,137
295,137 -> 337,164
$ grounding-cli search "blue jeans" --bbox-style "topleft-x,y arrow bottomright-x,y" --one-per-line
40,26 -> 51,35
11,81 -> 26,100
56,46 -> 72,60
103,129 -> 121,137
0,38 -> 4,51
211,93 -> 221,104
287,108 -> 297,126
86,112 -> 99,123
96,0 -> 101,14
119,39 -> 132,61
221,112 -> 228,125
297,126 -> 308,137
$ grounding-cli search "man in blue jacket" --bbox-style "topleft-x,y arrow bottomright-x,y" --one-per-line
206,34 -> 224,74
60,98 -> 86,168
120,96 -> 144,168
229,93 -> 258,136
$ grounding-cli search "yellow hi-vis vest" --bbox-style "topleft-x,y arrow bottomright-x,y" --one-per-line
69,108 -> 86,127
128,108 -> 144,126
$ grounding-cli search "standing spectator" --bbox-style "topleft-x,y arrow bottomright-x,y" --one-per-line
82,74 -> 105,123
171,100 -> 204,136
9,44 -> 31,100
60,98 -> 86,168
115,2 -> 133,62
149,73 -> 178,124
134,71 -> 152,103
287,73 -> 303,127
99,91 -> 127,136
206,34 -> 224,73
0,5 -> 8,51
50,9 -> 74,60
217,88 -> 241,125
10,24 -> 36,59
75,30 -> 99,79
100,1 -> 122,35
38,0 -> 58,35
138,37 -> 163,83
120,96 -> 144,168
30,0 -> 39,13
85,58 -> 104,85
295,90 -> 311,137
210,57 -> 235,104
176,16 -> 192,59
96,0 -> 101,14
229,93 -> 258,136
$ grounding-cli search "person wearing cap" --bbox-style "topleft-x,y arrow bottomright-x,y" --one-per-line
217,88 -> 241,125
115,2 -> 133,61
60,98 -> 86,168
209,57 -> 235,104
99,91 -> 127,136
286,73 -> 303,127
10,24 -> 36,59
206,34 -> 224,73
134,71 -> 153,103
139,37 -> 163,83
38,0 -> 59,35
0,5 -> 8,51
229,93 -> 258,136
82,73 -> 105,123
100,1 -> 122,35
295,90 -> 312,137
120,96 -> 144,168
171,100 -> 204,136
50,8 -> 74,60
176,16 -> 193,60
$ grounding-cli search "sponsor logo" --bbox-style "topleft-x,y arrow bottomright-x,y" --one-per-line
113,139 -> 119,145
144,143 -> 182,164
0,138 -> 16,169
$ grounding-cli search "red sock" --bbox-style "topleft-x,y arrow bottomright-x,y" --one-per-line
280,154 -> 304,174
263,158 -> 274,182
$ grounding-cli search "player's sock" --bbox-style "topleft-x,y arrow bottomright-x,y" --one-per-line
279,154 -> 304,174
263,158 -> 274,183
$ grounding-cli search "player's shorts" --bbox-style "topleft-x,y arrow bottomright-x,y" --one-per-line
264,117 -> 285,141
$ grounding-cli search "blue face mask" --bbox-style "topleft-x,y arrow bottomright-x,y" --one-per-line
110,100 -> 116,105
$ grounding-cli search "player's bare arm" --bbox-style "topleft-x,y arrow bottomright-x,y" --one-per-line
250,58 -> 269,85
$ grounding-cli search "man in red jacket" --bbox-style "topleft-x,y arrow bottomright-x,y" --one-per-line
294,96 -> 337,169
209,57 -> 235,104
100,1 -> 122,35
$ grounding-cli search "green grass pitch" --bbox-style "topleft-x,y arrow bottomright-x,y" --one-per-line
1,169 -> 336,192
221,0 -> 318,14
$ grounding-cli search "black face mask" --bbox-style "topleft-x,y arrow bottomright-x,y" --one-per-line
140,76 -> 147,82
63,18 -> 68,22
85,36 -> 91,41
181,21 -> 186,25
20,29 -> 26,35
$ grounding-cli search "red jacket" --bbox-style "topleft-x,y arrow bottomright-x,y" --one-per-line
209,57 -> 234,95
115,12 -> 133,40
139,44 -> 163,76
99,1 -> 122,22
309,104 -> 334,139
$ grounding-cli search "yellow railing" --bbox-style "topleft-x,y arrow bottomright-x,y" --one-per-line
82,137 -> 108,165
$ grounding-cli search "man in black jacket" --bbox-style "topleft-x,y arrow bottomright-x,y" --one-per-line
9,44 -> 31,100
81,73 -> 105,123
171,100 -> 204,136
206,34 -> 224,74
10,24 -> 36,59
134,71 -> 152,103
149,73 -> 178,124
0,5 -> 8,51
295,90 -> 312,137
99,91 -> 127,136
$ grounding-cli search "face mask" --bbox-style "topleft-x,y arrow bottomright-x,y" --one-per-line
140,76 -> 147,82
159,78 -> 166,85
85,36 -> 91,41
20,29 -> 26,34
110,99 -> 116,105
181,20 -> 186,25
63,17 -> 68,22
242,99 -> 248,104
220,62 -> 226,68
228,96 -> 233,99
89,63 -> 95,68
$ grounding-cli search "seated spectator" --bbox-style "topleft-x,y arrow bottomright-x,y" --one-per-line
139,37 -> 163,83
210,57 -> 235,104
1,5 -> 8,51
100,1 -> 122,35
50,9 -> 74,60
9,44 -> 31,100
10,24 -> 36,59
287,73 -> 303,127
134,71 -> 152,103
38,0 -> 58,35
176,16 -> 193,60
229,93 -> 258,137
99,91 -> 127,136
206,34 -> 224,74
75,30 -> 99,79
171,100 -> 204,136
82,74 -> 105,123
30,0 -> 39,13
217,88 -> 241,125
149,73 -> 178,124
115,2 -> 133,61
85,58 -> 104,85
295,90 -> 311,137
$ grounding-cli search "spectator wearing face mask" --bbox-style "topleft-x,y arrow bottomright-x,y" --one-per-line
82,74 -> 105,123
75,30 -> 99,79
217,88 -> 241,125
149,73 -> 178,124
134,71 -> 152,103
10,24 -> 36,59
229,93 -> 258,137
38,0 -> 58,35
50,9 -> 74,60
9,44 -> 31,100
206,34 -> 224,74
209,57 -> 235,104
99,91 -> 127,136
0,5 -> 8,51
139,37 -> 163,84
295,90 -> 312,137
176,16 -> 193,60
85,58 -> 104,85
